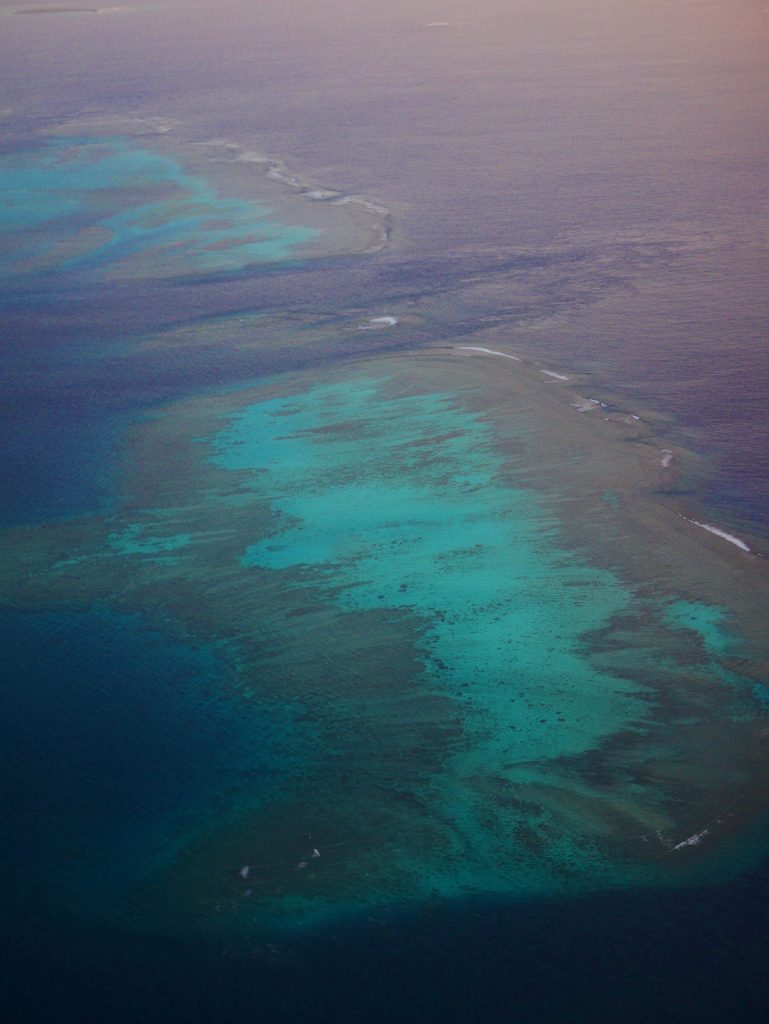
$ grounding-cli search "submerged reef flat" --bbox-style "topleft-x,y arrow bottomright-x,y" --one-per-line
2,347 -> 768,937
0,135 -> 311,285
49,118 -> 391,259
0,125 -> 384,295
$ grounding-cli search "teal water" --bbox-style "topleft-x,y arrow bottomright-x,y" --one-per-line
0,136 -> 318,290
665,601 -> 740,659
213,379 -> 646,770
666,600 -> 769,714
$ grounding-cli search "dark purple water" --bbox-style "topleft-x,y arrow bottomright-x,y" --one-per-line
2,0 -> 768,536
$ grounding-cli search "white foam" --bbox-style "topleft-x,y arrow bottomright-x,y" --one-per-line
359,316 -> 399,330
672,828 -> 710,851
239,865 -> 250,879
541,370 -> 570,381
571,399 -> 600,413
457,346 -> 521,361
682,517 -> 751,553
332,195 -> 389,216
661,450 -> 673,468
266,166 -> 303,188
234,151 -> 268,164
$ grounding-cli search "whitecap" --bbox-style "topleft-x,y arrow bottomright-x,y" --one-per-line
672,828 -> 710,851
682,517 -> 751,553
541,370 -> 570,381
457,346 -> 521,361
332,195 -> 390,217
359,316 -> 398,330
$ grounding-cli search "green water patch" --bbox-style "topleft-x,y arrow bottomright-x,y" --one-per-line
0,136 -> 318,288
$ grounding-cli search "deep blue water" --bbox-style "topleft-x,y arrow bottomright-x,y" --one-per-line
0,608 -> 316,917
5,871 -> 769,1024
2,1 -> 769,1021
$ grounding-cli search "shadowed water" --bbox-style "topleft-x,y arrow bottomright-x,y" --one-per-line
0,606 -> 319,921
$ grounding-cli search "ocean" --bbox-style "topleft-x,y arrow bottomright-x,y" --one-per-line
1,1 -> 769,1021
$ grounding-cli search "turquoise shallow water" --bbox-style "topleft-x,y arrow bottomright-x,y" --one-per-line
178,370 -> 765,914
212,379 -> 647,773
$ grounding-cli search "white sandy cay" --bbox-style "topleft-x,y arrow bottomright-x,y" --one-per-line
456,346 -> 521,361
682,516 -> 751,553
661,450 -> 674,468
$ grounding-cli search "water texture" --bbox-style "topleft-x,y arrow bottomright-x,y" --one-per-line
2,1 -> 769,1020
